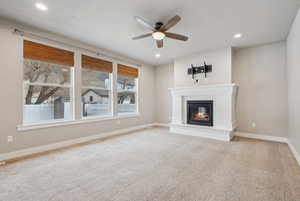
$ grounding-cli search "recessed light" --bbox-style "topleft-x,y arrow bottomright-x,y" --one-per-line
35,3 -> 48,11
155,53 -> 161,58
234,33 -> 242,39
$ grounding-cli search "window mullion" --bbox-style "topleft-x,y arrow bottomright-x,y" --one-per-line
74,51 -> 82,120
112,62 -> 118,117
81,86 -> 110,90
27,82 -> 71,88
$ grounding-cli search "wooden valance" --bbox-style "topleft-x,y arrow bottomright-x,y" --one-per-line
23,40 -> 74,66
81,55 -> 113,73
117,64 -> 139,77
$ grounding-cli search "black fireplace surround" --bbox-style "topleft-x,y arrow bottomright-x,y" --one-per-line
187,100 -> 213,126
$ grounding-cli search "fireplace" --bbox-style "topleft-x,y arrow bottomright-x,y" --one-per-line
170,84 -> 238,141
187,100 -> 213,126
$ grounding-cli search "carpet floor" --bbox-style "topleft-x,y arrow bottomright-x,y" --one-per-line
0,127 -> 300,201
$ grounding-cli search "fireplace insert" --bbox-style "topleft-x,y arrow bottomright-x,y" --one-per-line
187,100 -> 213,126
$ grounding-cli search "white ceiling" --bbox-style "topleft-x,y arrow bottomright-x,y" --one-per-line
0,0 -> 299,65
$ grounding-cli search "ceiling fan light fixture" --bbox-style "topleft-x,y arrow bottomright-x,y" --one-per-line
152,32 -> 165,40
35,3 -> 48,11
234,33 -> 242,39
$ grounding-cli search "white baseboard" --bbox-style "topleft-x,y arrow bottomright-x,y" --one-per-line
152,123 -> 170,127
235,131 -> 300,166
287,140 -> 300,166
0,123 -> 155,162
234,132 -> 288,143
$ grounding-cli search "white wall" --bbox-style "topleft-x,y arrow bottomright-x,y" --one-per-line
155,63 -> 174,124
233,42 -> 288,137
0,20 -> 155,154
174,47 -> 232,87
287,8 -> 300,155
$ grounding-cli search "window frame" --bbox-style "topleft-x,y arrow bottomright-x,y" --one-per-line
22,38 -> 76,125
19,38 -> 140,131
116,62 -> 139,116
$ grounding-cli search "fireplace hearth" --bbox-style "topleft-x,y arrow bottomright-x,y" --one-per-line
187,100 -> 213,126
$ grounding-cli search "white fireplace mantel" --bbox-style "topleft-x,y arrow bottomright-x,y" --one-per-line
169,84 -> 238,141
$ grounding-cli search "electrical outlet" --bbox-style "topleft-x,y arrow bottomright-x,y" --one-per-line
7,136 -> 13,143
117,120 -> 121,125
252,122 -> 256,128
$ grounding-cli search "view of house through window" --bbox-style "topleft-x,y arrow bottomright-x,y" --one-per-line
23,59 -> 73,123
81,69 -> 111,117
81,55 -> 112,117
117,64 -> 138,114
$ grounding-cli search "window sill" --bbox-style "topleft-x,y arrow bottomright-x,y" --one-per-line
17,113 -> 140,131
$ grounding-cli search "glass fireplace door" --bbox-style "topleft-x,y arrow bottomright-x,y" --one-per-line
187,100 -> 213,126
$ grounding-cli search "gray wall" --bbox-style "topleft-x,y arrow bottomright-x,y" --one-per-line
174,47 -> 232,87
233,42 -> 288,137
155,63 -> 174,124
0,20 -> 155,155
287,8 -> 300,155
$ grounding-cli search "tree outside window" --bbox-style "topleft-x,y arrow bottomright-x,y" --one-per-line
23,59 -> 72,123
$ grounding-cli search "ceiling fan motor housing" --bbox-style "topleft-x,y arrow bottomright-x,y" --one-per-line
155,22 -> 163,30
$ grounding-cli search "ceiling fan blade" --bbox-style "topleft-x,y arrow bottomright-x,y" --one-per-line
156,40 -> 163,48
165,32 -> 188,41
160,15 -> 181,31
132,33 -> 152,40
134,16 -> 155,31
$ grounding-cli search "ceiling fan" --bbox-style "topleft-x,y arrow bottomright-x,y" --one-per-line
132,15 -> 188,48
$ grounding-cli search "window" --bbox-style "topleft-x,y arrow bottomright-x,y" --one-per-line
117,64 -> 138,114
81,55 -> 112,118
21,40 -> 140,129
23,40 -> 74,124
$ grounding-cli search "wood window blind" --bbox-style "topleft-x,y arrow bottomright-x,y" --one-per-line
81,55 -> 113,73
23,40 -> 74,66
117,64 -> 139,77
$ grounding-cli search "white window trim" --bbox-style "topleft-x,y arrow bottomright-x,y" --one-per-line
19,38 -> 141,132
22,37 -> 77,125
17,113 -> 140,131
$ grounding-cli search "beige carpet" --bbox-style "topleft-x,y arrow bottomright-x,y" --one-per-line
0,127 -> 300,201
